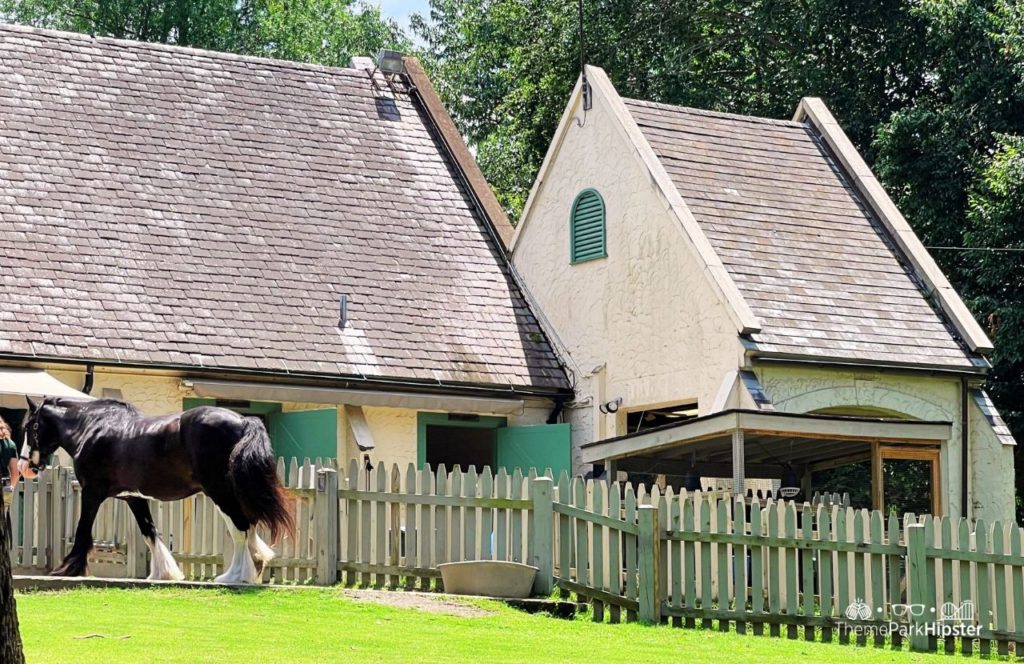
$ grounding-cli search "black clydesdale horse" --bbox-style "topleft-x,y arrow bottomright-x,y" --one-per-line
18,396 -> 293,583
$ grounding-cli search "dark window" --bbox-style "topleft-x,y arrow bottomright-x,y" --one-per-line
626,402 -> 698,434
424,425 -> 496,473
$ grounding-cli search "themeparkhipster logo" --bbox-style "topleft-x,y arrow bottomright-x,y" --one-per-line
840,599 -> 982,638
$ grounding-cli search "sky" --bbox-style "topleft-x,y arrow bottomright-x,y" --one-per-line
374,0 -> 431,31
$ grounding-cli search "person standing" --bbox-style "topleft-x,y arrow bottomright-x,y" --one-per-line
0,416 -> 19,550
0,414 -> 23,662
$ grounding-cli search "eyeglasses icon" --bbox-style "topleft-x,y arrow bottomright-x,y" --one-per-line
891,603 -> 926,617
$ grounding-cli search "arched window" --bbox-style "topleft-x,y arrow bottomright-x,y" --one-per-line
570,189 -> 606,264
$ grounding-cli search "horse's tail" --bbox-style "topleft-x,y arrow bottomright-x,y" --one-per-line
229,417 -> 294,543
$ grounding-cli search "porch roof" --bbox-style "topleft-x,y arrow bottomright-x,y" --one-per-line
581,409 -> 951,472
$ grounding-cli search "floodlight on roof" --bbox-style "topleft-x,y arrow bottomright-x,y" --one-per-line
376,49 -> 406,75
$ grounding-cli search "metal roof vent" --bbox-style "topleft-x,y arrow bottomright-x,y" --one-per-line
339,294 -> 349,329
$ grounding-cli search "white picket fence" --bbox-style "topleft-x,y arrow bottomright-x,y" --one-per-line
9,459 -> 551,585
12,461 -> 1024,654
11,459 -> 325,582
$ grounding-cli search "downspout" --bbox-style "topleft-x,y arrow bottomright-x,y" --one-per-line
546,398 -> 565,425
961,376 -> 970,519
82,364 -> 95,395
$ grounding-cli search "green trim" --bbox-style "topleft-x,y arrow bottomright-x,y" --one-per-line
570,188 -> 607,264
416,412 -> 507,468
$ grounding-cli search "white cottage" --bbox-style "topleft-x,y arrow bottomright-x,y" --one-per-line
511,66 -> 1016,522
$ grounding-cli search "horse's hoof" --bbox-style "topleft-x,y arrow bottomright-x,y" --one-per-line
148,571 -> 186,582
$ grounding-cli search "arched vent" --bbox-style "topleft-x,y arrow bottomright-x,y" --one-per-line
570,189 -> 607,264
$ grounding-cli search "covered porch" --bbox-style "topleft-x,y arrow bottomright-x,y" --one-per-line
582,409 -> 952,514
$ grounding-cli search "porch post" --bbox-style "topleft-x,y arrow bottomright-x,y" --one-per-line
731,429 -> 745,496
870,441 -> 883,511
605,458 -> 618,482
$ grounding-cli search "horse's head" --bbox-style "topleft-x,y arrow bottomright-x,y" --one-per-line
19,396 -> 72,477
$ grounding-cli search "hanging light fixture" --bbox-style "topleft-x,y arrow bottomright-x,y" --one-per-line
779,463 -> 800,499
682,453 -> 701,492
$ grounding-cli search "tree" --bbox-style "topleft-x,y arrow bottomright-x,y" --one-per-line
872,1 -> 1024,517
239,0 -> 407,67
0,0 -> 407,65
961,135 -> 1024,516
1,508 -> 25,664
0,0 -> 244,48
414,0 -> 929,217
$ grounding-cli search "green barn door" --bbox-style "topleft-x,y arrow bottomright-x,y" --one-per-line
496,423 -> 571,476
267,409 -> 338,463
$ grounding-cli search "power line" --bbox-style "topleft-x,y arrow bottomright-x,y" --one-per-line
927,246 -> 1024,253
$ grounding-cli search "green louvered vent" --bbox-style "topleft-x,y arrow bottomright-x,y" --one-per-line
570,189 -> 607,264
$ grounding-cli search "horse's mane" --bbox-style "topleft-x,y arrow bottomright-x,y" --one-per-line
61,398 -> 145,435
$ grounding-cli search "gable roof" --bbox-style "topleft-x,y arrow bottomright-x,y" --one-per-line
514,65 -> 990,372
0,24 -> 568,391
623,97 -> 985,369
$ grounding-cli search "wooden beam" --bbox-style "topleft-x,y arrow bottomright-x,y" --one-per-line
808,452 -> 872,473
615,457 -> 784,479
871,441 -> 883,512
878,445 -> 943,516
581,409 -> 950,464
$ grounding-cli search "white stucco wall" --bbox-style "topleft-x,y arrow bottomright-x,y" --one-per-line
756,364 -> 1015,522
968,396 -> 1016,524
511,78 -> 745,469
31,365 -> 553,474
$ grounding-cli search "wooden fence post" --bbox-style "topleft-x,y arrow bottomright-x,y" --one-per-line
906,523 -> 931,652
529,477 -> 553,596
47,470 -> 62,570
638,504 -> 662,624
315,468 -> 339,586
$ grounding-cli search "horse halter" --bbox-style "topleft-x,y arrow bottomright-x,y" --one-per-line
20,418 -> 47,473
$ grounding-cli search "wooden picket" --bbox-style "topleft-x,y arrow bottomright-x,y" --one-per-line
334,463 -> 537,588
551,474 -> 640,619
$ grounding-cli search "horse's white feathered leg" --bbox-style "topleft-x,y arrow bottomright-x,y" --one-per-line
248,532 -> 275,578
145,535 -> 185,581
215,514 -> 258,584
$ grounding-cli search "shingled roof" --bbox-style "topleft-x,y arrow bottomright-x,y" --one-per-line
0,24 -> 568,391
621,97 -> 984,369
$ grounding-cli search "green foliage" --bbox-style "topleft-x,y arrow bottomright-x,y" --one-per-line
0,0 -> 407,64
963,135 -> 1024,515
240,0 -> 406,67
415,0 -> 930,217
872,1 -> 1024,519
0,0 -> 243,47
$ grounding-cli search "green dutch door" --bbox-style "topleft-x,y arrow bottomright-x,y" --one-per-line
496,423 -> 571,476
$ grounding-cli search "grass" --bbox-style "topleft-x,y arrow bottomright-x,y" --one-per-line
15,587 -> 950,663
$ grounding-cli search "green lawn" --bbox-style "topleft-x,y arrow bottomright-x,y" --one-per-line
15,587 -> 947,663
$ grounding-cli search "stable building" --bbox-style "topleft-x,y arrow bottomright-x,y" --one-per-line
511,66 -> 1016,522
0,24 -> 572,476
